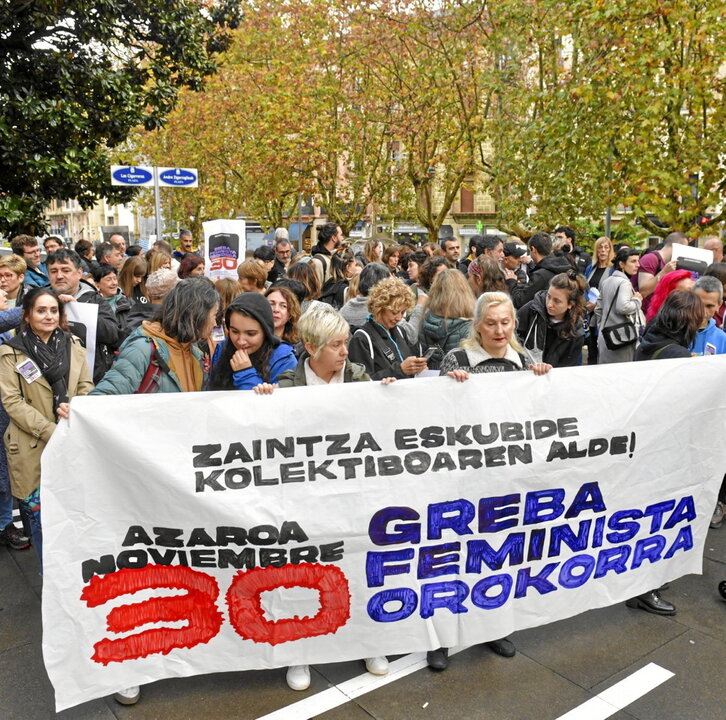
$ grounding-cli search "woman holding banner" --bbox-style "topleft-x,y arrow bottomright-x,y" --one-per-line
433,291 -> 551,671
90,277 -> 219,706
0,287 -> 93,566
254,303 -> 393,690
208,293 -> 297,391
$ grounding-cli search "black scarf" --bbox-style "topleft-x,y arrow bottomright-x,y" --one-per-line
8,328 -> 71,416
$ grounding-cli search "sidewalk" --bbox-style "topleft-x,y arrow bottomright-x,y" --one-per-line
2,522 -> 725,720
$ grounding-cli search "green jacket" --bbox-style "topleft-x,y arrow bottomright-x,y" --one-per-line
277,356 -> 370,387
90,326 -> 204,395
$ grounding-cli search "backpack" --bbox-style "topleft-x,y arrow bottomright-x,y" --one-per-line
135,340 -> 171,393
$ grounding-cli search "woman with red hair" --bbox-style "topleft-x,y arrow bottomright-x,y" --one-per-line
645,269 -> 695,322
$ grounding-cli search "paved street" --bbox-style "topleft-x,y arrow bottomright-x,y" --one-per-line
2,519 -> 724,720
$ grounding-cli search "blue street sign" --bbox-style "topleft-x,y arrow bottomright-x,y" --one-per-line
158,167 -> 198,187
110,165 -> 154,186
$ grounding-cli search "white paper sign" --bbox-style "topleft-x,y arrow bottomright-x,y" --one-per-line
40,357 -> 726,711
64,301 -> 98,379
203,219 -> 246,280
671,243 -> 714,267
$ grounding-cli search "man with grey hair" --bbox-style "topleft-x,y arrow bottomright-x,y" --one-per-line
691,275 -> 726,356
691,274 -> 726,530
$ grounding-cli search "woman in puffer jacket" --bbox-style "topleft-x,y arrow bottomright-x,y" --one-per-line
419,269 -> 475,369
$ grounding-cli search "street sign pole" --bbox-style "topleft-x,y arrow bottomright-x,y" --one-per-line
154,166 -> 163,242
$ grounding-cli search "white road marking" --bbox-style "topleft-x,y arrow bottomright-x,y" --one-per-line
254,647 -> 467,720
255,655 -> 673,720
554,663 -> 675,720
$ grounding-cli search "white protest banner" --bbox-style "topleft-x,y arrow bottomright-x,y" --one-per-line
64,301 -> 98,379
41,357 -> 726,711
203,218 -> 246,280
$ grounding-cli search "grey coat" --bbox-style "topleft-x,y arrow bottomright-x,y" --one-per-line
594,270 -> 644,363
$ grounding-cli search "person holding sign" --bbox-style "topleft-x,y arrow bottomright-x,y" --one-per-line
253,304 -> 393,689
0,288 -> 93,567
432,291 -> 551,670
208,293 -> 297,391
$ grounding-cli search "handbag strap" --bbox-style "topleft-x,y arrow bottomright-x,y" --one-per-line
601,284 -> 622,328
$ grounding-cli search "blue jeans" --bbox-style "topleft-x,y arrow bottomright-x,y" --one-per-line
18,488 -> 41,566
0,405 -> 11,528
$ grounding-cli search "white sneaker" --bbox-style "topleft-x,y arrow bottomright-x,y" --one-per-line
364,656 -> 389,676
113,686 -> 141,705
286,665 -> 311,691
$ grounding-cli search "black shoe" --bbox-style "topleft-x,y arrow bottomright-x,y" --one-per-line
625,590 -> 676,616
485,637 -> 516,658
427,647 -> 448,671
0,522 -> 30,550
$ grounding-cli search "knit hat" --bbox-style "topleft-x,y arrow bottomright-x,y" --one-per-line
228,292 -> 280,347
146,268 -> 179,300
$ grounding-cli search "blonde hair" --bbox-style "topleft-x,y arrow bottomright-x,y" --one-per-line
148,251 -> 172,274
426,268 -> 475,318
297,304 -> 349,358
237,259 -> 267,289
592,236 -> 615,268
367,276 -> 415,318
0,254 -> 27,276
465,291 -> 523,354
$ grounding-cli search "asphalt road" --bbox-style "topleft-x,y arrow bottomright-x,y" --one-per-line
1,519 -> 724,720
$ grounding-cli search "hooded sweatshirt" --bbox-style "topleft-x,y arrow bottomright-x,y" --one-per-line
634,328 -> 691,361
690,319 -> 726,356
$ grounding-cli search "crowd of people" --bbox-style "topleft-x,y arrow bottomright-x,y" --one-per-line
0,222 -> 724,705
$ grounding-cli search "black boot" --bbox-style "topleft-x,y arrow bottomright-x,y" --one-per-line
485,637 -> 516,657
625,589 -> 676,616
426,647 -> 449,671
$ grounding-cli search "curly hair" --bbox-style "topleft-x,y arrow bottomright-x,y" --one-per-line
367,276 -> 415,319
265,285 -> 301,344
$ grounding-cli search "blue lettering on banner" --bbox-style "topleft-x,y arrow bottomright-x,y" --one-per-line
364,482 -> 697,622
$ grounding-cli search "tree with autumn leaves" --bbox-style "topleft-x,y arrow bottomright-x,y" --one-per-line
135,0 -> 726,240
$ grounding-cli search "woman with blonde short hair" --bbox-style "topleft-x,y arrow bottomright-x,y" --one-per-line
253,302 -> 392,691
348,276 -> 427,378
0,254 -> 28,306
428,291 -> 550,673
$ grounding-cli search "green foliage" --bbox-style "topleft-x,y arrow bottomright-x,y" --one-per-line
0,0 -> 240,235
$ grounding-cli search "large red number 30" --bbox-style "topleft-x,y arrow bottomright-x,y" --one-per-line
81,564 -> 351,664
